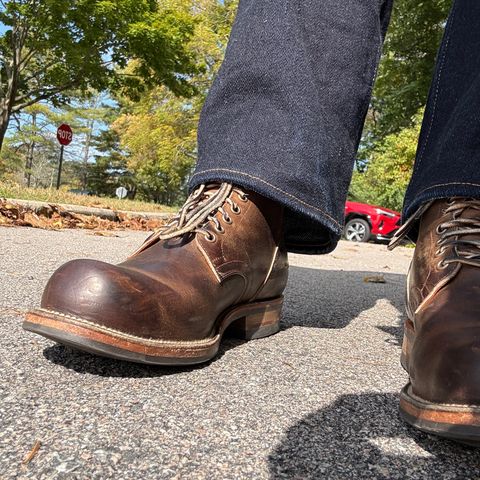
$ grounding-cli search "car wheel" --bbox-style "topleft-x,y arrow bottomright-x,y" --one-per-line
344,218 -> 371,242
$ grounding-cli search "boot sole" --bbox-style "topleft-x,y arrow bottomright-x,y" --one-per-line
23,297 -> 283,366
400,383 -> 480,447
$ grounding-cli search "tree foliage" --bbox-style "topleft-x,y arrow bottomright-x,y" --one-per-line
111,0 -> 238,205
0,103 -> 61,186
369,0 -> 450,138
112,89 -> 198,204
353,0 -> 450,209
0,0 -> 201,149
351,112 -> 422,211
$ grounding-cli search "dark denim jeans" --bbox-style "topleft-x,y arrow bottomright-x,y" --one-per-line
191,0 -> 480,254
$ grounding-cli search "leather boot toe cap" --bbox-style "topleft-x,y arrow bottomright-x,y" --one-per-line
40,259 -> 162,338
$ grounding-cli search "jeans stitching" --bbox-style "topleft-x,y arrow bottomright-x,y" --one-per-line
413,182 -> 480,197
191,168 -> 342,228
415,0 -> 458,171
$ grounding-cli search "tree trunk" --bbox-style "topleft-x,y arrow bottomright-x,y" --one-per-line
24,112 -> 37,187
0,24 -> 23,152
81,118 -> 94,190
0,108 -> 11,152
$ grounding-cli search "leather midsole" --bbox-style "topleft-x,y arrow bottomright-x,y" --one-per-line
400,385 -> 480,426
24,297 -> 283,358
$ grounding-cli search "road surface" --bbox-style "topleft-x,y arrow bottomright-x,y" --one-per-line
1,227 -> 479,478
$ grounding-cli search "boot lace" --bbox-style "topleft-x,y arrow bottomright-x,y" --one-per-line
131,183 -> 248,256
436,198 -> 480,268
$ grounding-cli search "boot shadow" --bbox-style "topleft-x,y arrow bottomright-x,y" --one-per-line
42,336 -> 245,378
282,266 -> 406,345
269,392 -> 480,479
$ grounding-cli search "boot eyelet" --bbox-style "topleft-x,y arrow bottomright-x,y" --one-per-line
223,215 -> 232,224
231,204 -> 241,215
215,225 -> 225,234
436,224 -> 446,235
437,260 -> 448,270
238,194 -> 248,203
205,232 -> 216,242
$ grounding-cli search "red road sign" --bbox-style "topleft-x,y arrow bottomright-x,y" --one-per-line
57,124 -> 73,146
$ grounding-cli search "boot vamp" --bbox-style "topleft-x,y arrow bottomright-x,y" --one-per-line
406,201 -> 458,315
41,237 -> 246,342
411,265 -> 480,404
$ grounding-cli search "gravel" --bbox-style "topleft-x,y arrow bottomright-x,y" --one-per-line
1,227 -> 480,479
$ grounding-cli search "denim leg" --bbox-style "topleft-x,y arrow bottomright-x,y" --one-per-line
404,0 -> 480,220
191,0 -> 394,254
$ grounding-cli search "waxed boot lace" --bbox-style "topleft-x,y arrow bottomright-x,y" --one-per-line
435,199 -> 480,268
388,198 -> 480,268
131,183 -> 248,256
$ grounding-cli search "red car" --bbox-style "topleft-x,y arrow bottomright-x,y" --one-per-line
344,201 -> 401,242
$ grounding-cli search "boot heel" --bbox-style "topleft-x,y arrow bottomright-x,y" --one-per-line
228,298 -> 283,340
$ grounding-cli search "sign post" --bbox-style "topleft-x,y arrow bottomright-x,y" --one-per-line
56,124 -> 73,189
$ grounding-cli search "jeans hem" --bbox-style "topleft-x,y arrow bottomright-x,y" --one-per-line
403,181 -> 480,220
190,168 -> 342,255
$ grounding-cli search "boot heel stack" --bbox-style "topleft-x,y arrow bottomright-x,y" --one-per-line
228,297 -> 283,340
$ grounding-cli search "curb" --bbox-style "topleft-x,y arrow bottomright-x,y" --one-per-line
7,198 -> 172,222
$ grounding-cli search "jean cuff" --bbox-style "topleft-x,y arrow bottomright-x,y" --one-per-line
190,168 -> 342,254
403,181 -> 480,220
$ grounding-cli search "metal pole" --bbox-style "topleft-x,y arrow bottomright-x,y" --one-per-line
56,145 -> 64,190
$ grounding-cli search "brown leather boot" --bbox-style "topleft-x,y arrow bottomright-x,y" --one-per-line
390,198 -> 480,445
24,183 -> 288,365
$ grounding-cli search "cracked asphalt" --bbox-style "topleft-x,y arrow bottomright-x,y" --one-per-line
1,227 -> 480,479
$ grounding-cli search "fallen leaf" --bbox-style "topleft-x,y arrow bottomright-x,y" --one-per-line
363,275 -> 386,284
91,231 -> 120,237
22,440 -> 41,465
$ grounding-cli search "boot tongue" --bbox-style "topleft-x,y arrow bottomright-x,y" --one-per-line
203,183 -> 222,192
388,201 -> 433,250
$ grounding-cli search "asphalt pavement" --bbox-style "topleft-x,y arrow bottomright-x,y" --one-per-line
1,227 -> 480,479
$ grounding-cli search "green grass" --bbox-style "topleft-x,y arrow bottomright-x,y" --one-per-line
0,181 -> 176,214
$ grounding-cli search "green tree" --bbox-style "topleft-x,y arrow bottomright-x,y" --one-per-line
63,94 -> 112,190
351,112 -> 422,211
112,0 -> 238,205
353,0 -> 450,206
85,128 -> 132,197
0,0 -> 201,150
1,103 -> 61,186
369,0 -> 450,138
113,88 -> 199,204
0,141 -> 22,180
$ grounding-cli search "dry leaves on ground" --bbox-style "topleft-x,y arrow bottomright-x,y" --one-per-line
0,199 -> 167,232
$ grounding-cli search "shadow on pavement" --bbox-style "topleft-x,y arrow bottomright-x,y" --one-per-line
268,392 -> 480,479
42,266 -> 406,375
282,266 -> 406,345
42,337 -> 246,378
